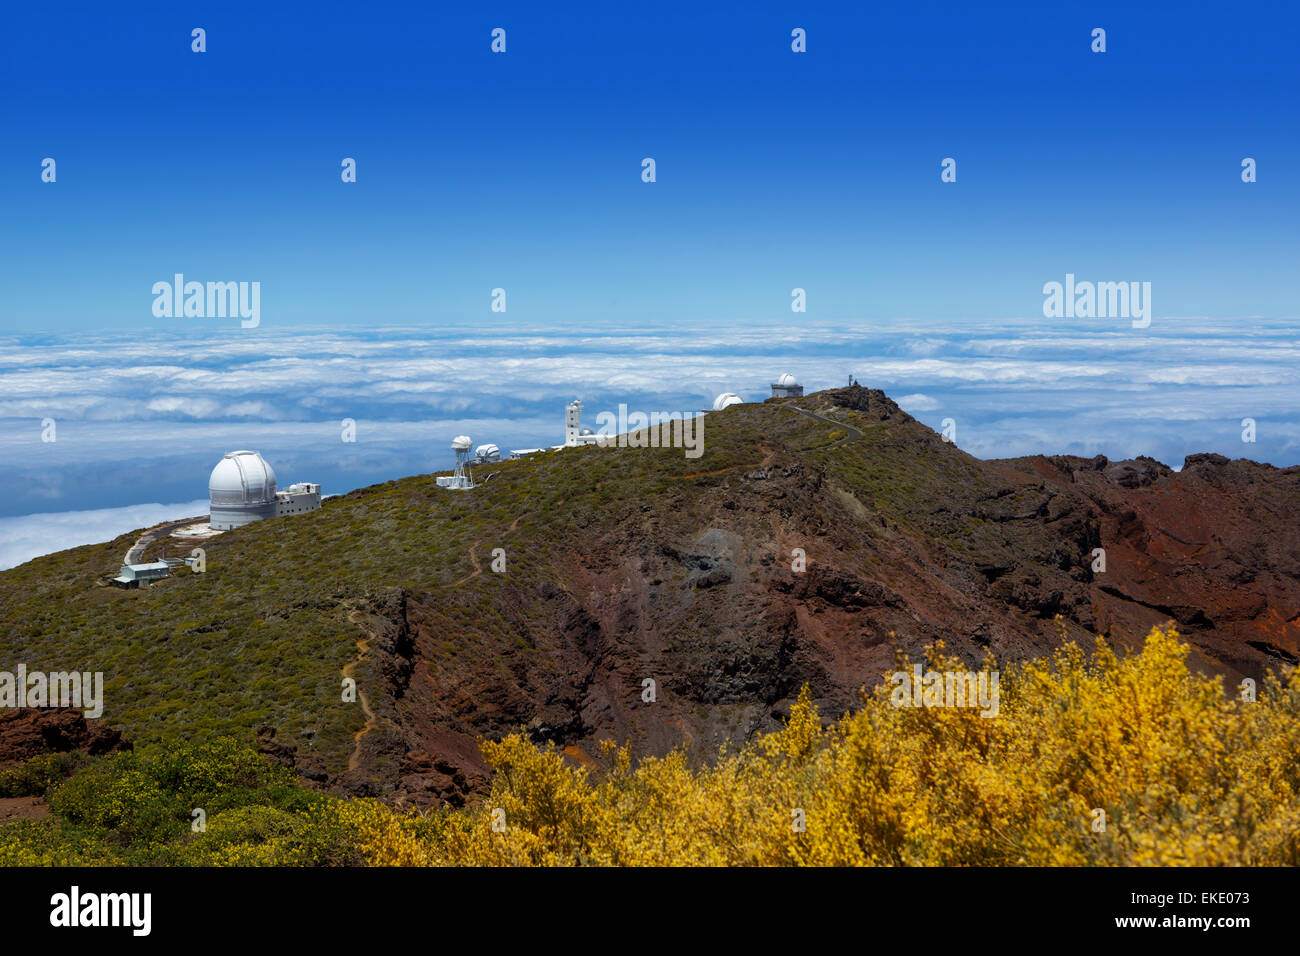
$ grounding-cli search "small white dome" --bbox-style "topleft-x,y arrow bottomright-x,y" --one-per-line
712,392 -> 743,411
474,443 -> 500,460
209,451 -> 277,506
451,435 -> 473,452
776,373 -> 798,387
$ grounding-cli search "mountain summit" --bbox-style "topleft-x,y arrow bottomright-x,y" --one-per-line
3,386 -> 1297,806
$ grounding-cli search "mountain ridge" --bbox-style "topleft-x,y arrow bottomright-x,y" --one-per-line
2,385 -> 1297,807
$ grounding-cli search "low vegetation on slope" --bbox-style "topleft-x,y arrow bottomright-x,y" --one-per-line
3,386 -> 1298,811
0,402 -> 822,777
2,626 -> 1296,866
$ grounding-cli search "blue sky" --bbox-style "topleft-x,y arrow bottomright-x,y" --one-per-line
0,2 -> 1297,567
0,1 -> 1296,327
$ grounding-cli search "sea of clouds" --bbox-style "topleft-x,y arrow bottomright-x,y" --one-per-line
1,318 -> 1296,570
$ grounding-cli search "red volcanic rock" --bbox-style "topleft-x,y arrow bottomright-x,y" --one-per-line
0,708 -> 130,763
1015,451 -> 1300,677
326,392 -> 1300,804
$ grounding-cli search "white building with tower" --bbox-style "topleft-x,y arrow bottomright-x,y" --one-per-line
771,373 -> 803,398
563,399 -> 602,447
208,450 -> 321,530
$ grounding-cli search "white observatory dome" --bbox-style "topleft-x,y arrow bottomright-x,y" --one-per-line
474,443 -> 500,461
209,450 -> 277,505
208,450 -> 280,530
776,373 -> 798,387
451,435 -> 473,452
713,392 -> 743,411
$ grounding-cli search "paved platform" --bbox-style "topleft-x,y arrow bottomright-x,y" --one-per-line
170,521 -> 223,540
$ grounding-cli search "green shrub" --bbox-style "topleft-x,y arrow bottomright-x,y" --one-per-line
0,751 -> 87,797
177,804 -> 350,866
41,738 -> 326,851
47,757 -> 181,844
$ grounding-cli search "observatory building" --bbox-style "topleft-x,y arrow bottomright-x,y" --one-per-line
711,392 -> 743,411
563,399 -> 602,447
208,450 -> 321,530
771,372 -> 804,398
111,561 -> 171,589
436,435 -> 476,489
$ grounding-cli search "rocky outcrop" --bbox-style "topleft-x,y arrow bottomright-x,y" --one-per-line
822,384 -> 911,421
0,708 -> 130,763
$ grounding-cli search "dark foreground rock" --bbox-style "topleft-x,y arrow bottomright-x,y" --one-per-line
0,708 -> 131,763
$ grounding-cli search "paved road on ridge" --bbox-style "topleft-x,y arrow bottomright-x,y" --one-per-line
781,404 -> 865,450
123,516 -> 207,565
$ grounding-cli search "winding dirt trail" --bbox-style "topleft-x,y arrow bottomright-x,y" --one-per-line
672,405 -> 862,483
673,442 -> 778,481
452,511 -> 528,588
452,543 -> 483,587
342,613 -> 379,773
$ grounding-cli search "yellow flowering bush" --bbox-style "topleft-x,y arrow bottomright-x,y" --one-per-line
2,625 -> 1295,866
360,624 -> 1298,866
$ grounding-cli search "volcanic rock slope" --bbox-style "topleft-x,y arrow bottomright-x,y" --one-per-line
1,386 -> 1297,805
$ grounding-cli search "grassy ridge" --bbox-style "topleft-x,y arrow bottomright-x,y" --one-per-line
0,403 -> 835,771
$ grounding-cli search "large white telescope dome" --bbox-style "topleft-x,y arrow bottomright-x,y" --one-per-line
208,450 -> 280,529
712,392 -> 743,411
776,372 -> 798,387
209,450 -> 277,505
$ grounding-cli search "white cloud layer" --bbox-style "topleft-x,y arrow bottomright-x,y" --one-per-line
1,319 -> 1296,565
0,500 -> 208,571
